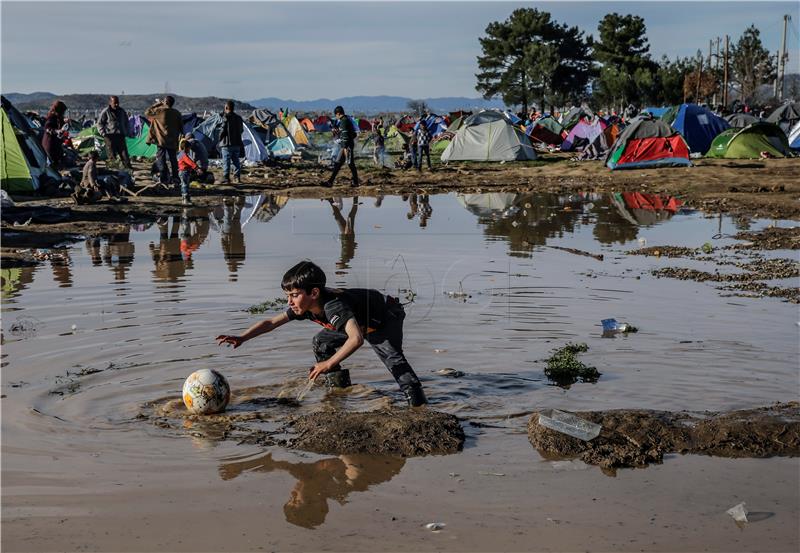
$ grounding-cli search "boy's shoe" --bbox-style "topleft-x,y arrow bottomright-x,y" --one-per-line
235,175 -> 242,184
320,180 -> 333,188
181,195 -> 192,206
324,368 -> 352,389
350,180 -> 359,188
221,177 -> 230,185
404,385 -> 427,407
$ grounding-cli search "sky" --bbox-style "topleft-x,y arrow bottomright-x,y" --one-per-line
1,1 -> 798,101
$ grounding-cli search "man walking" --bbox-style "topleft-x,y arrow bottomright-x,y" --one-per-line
219,100 -> 244,184
145,96 -> 182,185
97,96 -> 132,169
323,106 -> 358,187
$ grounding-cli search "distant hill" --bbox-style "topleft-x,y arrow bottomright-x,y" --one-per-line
249,95 -> 507,114
3,93 -> 257,115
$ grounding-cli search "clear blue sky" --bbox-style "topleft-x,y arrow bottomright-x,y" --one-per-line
2,1 -> 798,100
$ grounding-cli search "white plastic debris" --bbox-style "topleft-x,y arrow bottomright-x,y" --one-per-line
425,522 -> 446,531
726,502 -> 748,523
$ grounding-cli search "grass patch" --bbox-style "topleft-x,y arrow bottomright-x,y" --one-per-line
246,297 -> 286,314
544,342 -> 601,386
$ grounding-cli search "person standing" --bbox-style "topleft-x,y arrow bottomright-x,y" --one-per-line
323,106 -> 358,187
415,118 -> 432,171
218,100 -> 244,184
372,118 -> 385,167
42,100 -> 67,170
145,95 -> 182,185
97,96 -> 132,169
177,138 -> 198,205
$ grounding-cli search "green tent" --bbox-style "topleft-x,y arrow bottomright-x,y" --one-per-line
431,138 -> 450,154
384,125 -> 409,152
0,107 -> 34,192
705,122 -> 790,159
74,126 -> 107,159
126,122 -> 157,158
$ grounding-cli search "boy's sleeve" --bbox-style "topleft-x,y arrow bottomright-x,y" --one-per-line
324,299 -> 355,332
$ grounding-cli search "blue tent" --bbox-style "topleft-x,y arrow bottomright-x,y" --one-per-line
643,106 -> 669,118
192,113 -> 268,162
413,113 -> 449,136
668,104 -> 729,154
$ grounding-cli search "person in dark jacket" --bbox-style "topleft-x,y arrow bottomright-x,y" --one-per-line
323,106 -> 358,187
145,96 -> 182,185
97,96 -> 131,169
219,100 -> 244,184
42,100 -> 67,169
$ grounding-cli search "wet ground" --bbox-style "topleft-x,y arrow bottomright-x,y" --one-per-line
2,190 -> 798,551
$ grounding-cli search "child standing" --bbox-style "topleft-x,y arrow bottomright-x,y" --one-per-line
177,139 -> 198,205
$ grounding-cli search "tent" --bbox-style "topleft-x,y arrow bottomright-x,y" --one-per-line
284,115 -> 310,146
606,114 -> 691,170
356,118 -> 373,132
559,106 -> 594,130
789,120 -> 800,150
312,115 -> 331,132
126,122 -> 157,158
705,122 -> 791,159
1,108 -> 35,192
299,118 -> 315,132
725,113 -> 759,128
74,126 -> 107,159
525,115 -> 564,146
1,96 -> 61,192
766,102 -> 800,134
643,107 -> 669,118
196,113 -> 269,162
561,118 -> 607,152
441,110 -> 537,162
665,103 -> 729,154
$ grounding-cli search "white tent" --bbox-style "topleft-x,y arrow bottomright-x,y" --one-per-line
441,111 -> 536,162
789,120 -> 800,150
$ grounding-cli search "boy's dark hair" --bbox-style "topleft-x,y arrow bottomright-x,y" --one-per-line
334,105 -> 345,116
164,95 -> 175,107
282,261 -> 326,293
225,99 -> 235,111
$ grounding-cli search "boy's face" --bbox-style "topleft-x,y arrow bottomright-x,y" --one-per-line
285,287 -> 319,315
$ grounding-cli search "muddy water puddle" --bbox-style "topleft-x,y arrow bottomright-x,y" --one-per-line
2,191 -> 798,550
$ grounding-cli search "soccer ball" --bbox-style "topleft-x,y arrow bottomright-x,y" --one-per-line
182,369 -> 231,415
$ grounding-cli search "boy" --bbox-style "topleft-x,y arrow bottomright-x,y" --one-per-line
216,261 -> 427,406
177,138 -> 198,205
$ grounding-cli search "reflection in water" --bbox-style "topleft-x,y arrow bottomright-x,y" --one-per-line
88,233 -> 133,282
328,196 -> 358,271
457,191 -> 687,255
1,266 -> 36,301
219,452 -> 405,529
403,193 -> 432,228
213,198 -> 246,280
149,209 -> 210,282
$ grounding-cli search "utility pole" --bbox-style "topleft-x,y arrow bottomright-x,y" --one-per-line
774,50 -> 781,98
778,14 -> 790,100
696,51 -> 703,102
713,37 -> 721,106
723,35 -> 729,107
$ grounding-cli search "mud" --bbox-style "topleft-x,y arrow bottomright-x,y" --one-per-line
627,245 -> 701,258
284,408 -> 465,456
528,402 -> 800,471
652,257 -> 800,303
139,393 -> 464,457
730,226 -> 800,250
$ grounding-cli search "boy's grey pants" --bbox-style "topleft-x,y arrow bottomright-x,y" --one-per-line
311,301 -> 423,395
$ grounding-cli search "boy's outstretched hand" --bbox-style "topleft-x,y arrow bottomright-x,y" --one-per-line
216,335 -> 244,349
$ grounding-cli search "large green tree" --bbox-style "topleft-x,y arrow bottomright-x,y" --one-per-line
593,13 -> 658,109
475,8 -> 592,113
655,55 -> 693,105
731,25 -> 775,102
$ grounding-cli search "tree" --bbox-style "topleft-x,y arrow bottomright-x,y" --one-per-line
655,56 -> 693,105
593,13 -> 658,110
731,25 -> 775,102
475,8 -> 592,113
